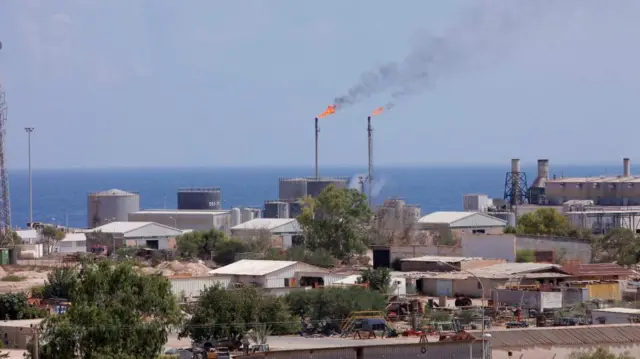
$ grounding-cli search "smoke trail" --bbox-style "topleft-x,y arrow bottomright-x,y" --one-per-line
333,1 -> 556,109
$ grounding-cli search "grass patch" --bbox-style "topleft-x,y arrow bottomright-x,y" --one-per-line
1,275 -> 26,282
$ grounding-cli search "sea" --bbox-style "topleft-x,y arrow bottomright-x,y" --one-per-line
6,164 -> 623,229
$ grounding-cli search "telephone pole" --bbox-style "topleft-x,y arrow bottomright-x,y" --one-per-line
25,127 -> 34,225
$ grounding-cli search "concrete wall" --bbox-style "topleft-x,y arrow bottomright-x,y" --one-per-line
492,289 -> 562,310
493,344 -> 640,359
515,235 -> 592,263
462,234 -> 516,262
591,310 -> 639,324
170,276 -> 232,300
389,245 -> 461,262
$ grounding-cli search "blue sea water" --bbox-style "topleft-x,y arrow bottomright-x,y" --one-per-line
6,164 -> 622,229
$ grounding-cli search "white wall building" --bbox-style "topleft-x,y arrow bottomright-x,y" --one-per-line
128,209 -> 231,232
591,308 -> 640,324
89,221 -> 182,251
169,276 -> 232,301
15,229 -> 38,244
230,218 -> 302,248
57,233 -> 88,254
418,211 -> 507,233
330,274 -> 407,296
208,259 -> 339,296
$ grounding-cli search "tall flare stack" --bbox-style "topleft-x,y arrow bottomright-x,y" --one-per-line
367,116 -> 373,209
314,117 -> 319,179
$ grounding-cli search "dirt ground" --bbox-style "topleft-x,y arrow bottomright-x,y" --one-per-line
0,266 -> 49,294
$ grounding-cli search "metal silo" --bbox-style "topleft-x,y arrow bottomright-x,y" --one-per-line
87,189 -> 140,228
177,188 -> 222,210
279,178 -> 308,201
241,208 -> 254,223
231,207 -> 241,227
306,177 -> 349,198
264,200 -> 290,219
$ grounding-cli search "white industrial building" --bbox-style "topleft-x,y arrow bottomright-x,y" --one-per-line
208,259 -> 342,296
15,229 -> 38,244
88,221 -> 182,251
330,274 -> 408,296
56,233 -> 88,254
128,209 -> 231,232
230,218 -> 302,248
169,276 -> 231,301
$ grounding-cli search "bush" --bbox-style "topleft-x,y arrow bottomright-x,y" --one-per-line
0,275 -> 25,282
515,249 -> 535,263
284,286 -> 387,321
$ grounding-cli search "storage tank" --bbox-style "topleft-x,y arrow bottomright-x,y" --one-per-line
279,178 -> 308,201
306,177 -> 349,198
489,212 -> 516,227
231,207 -> 241,227
264,201 -> 290,219
87,189 -> 140,228
177,188 -> 222,210
241,208 -> 254,223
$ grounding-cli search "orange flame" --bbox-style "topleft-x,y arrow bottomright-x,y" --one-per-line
317,105 -> 336,118
371,107 -> 384,116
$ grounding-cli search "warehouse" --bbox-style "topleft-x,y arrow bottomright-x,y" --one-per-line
56,233 -> 87,254
417,211 -> 507,242
208,259 -> 337,296
128,209 -> 231,232
86,221 -> 182,252
230,218 -> 302,248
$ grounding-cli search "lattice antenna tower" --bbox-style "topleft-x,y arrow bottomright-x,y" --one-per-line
0,41 -> 12,244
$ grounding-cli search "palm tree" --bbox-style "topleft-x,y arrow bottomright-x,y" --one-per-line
247,324 -> 272,345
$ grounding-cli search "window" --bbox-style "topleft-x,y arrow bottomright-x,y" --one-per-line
472,229 -> 485,234
284,278 -> 290,287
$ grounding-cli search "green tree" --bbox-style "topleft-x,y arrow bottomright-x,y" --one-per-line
213,237 -> 251,265
42,267 -> 78,300
515,249 -> 535,263
357,267 -> 391,293
297,185 -> 372,261
516,208 -> 573,236
41,226 -> 66,253
176,228 -> 243,262
181,284 -> 298,343
591,228 -> 640,266
36,260 -> 182,359
284,286 -> 387,321
569,348 -> 633,359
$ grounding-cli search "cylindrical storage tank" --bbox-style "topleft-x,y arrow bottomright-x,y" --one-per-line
511,158 -> 521,173
538,159 -> 550,179
177,188 -> 221,210
490,212 -> 516,227
279,178 -> 308,201
87,189 -> 140,228
231,207 -> 241,227
624,158 -> 631,177
241,208 -> 254,223
306,177 -> 349,198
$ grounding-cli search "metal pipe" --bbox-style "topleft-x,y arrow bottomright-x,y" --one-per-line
25,127 -> 34,226
314,117 -> 319,179
367,116 -> 373,209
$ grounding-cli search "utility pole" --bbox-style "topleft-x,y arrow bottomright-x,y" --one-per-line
31,324 -> 40,359
25,127 -> 34,226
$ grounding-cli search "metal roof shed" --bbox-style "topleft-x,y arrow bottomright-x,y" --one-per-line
230,218 -> 301,234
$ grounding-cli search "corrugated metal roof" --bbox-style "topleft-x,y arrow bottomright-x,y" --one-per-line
93,221 -> 152,233
470,325 -> 640,348
230,218 -> 299,231
418,211 -> 474,224
90,189 -> 137,196
209,259 -> 298,276
60,233 -> 86,242
476,262 -> 563,275
132,210 -> 230,216
562,263 -> 635,277
401,255 -> 485,263
548,176 -> 640,184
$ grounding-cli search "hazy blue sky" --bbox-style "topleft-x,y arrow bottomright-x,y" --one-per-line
2,0 -> 640,169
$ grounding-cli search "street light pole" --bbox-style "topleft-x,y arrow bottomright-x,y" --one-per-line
437,260 -> 486,359
25,127 -> 34,226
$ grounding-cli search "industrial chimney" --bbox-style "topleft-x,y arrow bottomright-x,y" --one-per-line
624,158 -> 631,177
511,159 -> 521,173
537,159 -> 549,180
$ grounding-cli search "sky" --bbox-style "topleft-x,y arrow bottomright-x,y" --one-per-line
2,0 -> 640,169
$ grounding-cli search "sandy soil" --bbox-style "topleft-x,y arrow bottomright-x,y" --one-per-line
0,266 -> 49,294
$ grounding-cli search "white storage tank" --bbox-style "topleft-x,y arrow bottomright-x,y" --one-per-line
87,189 -> 140,228
231,207 -> 241,227
241,208 -> 254,223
